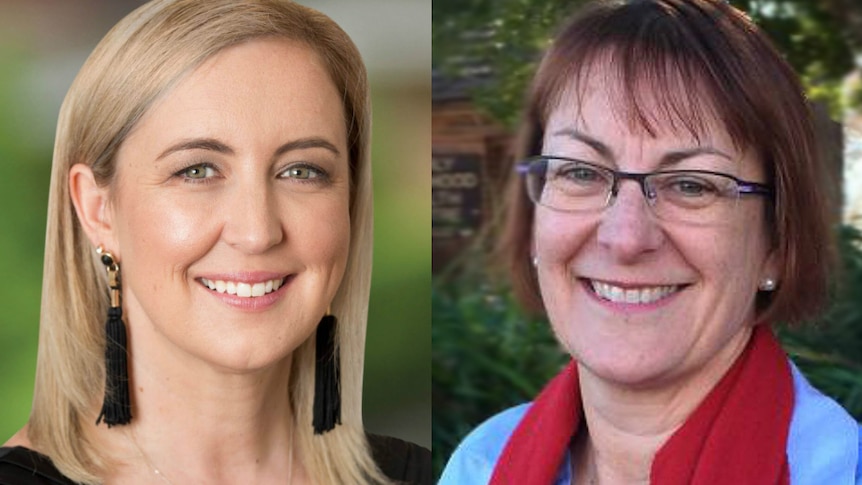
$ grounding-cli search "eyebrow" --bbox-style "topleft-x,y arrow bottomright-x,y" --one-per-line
550,127 -> 734,167
274,137 -> 340,158
156,136 -> 341,161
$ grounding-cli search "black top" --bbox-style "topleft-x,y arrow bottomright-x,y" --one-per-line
0,434 -> 431,484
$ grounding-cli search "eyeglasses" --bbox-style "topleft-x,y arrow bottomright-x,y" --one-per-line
516,156 -> 772,224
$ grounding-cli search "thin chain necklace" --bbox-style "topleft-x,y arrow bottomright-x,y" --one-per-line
126,429 -> 173,485
126,428 -> 294,484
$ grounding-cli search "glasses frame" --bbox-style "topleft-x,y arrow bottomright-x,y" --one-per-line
516,155 -> 773,216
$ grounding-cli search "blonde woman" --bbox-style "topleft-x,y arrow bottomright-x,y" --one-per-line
0,0 -> 430,483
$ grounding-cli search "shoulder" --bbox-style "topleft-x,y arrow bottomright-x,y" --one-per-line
858,424 -> 862,485
786,362 -> 860,484
0,447 -> 76,485
438,403 -> 531,485
3,425 -> 32,448
366,434 -> 432,484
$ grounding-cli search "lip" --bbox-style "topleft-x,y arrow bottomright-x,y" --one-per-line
579,277 -> 687,313
196,272 -> 294,312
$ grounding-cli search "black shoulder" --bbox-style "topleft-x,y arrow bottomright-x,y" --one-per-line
366,434 -> 432,485
0,447 -> 77,485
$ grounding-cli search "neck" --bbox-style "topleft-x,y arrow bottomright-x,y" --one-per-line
574,327 -> 751,484
89,323 -> 304,483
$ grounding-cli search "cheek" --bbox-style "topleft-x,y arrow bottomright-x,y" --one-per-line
533,211 -> 596,318
534,210 -> 593,267
116,189 -> 216,260
687,217 -> 768,282
296,196 -> 351,269
110,189 -> 218,294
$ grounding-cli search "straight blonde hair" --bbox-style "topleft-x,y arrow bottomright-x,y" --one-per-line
28,0 -> 386,483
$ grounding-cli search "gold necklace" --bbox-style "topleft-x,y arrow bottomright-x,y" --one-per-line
125,428 -> 294,484
126,429 -> 173,485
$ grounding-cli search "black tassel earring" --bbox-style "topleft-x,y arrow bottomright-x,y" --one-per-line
95,247 -> 132,427
312,310 -> 341,434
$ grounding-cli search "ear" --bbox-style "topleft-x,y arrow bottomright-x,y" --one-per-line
69,164 -> 118,253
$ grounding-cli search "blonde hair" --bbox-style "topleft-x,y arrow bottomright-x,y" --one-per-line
28,0 -> 385,483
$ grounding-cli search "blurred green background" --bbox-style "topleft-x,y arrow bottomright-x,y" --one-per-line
0,0 -> 430,448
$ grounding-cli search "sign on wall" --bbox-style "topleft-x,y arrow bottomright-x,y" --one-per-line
432,153 -> 482,241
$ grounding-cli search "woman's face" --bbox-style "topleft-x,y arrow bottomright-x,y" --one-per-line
103,38 -> 350,372
534,70 -> 777,389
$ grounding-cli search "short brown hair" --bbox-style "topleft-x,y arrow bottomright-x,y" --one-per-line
501,0 -> 835,325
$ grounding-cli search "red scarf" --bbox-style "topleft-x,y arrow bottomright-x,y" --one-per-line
489,326 -> 793,484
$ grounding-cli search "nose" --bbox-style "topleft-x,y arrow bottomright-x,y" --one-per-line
596,180 -> 664,262
222,182 -> 284,254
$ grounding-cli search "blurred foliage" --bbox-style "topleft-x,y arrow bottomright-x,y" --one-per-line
0,44 -> 51,444
433,0 -> 862,127
737,0 -> 858,117
433,0 -> 585,127
363,86 -> 431,445
432,226 -> 862,478
431,256 -> 566,475
777,225 -> 862,417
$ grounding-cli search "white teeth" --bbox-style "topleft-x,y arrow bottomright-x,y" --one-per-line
200,278 -> 286,298
590,280 -> 679,304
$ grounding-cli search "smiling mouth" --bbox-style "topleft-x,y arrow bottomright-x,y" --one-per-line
200,277 -> 287,298
587,279 -> 682,304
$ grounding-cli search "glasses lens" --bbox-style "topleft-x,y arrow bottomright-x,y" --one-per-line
522,160 -> 746,224
648,171 -> 739,223
526,158 -> 612,212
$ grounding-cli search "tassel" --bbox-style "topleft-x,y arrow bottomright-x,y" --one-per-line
96,249 -> 132,427
313,313 -> 341,434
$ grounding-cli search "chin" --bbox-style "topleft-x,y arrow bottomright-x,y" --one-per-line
567,336 -> 686,389
212,349 -> 291,374
581,357 -> 675,388
192,334 -> 299,374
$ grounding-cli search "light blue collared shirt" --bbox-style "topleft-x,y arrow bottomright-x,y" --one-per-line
439,362 -> 861,484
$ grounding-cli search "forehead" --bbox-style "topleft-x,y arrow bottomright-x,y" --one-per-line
136,38 -> 344,138
179,38 -> 337,110
545,57 -> 732,148
541,61 -> 773,180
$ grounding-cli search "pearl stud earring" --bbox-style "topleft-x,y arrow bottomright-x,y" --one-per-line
759,278 -> 777,291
